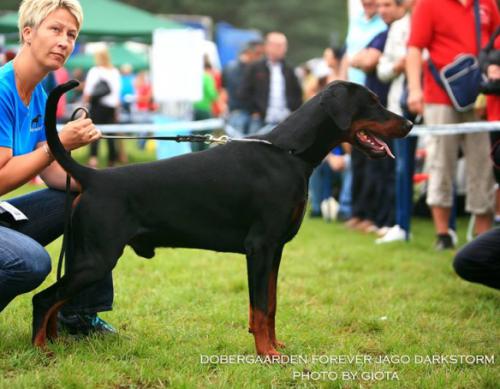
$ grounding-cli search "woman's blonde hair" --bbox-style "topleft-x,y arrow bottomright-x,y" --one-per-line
94,48 -> 112,68
18,0 -> 83,44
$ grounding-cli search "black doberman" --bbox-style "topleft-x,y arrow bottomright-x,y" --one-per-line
34,80 -> 412,355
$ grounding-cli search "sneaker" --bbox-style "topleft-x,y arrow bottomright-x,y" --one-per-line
435,229 -> 457,251
321,197 -> 339,221
376,226 -> 390,237
375,225 -> 408,244
58,313 -> 117,336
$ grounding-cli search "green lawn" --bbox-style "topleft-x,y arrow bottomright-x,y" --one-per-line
0,143 -> 498,388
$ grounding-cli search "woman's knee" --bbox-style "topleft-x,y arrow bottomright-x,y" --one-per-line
28,249 -> 52,286
1,241 -> 52,291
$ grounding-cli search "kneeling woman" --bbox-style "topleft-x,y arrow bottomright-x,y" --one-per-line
0,0 -> 116,335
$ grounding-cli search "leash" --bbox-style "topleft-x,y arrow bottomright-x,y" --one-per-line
56,108 -> 88,281
101,133 -> 273,146
71,107 -> 272,146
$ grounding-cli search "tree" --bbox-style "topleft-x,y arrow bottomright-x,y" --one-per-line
0,0 -> 348,64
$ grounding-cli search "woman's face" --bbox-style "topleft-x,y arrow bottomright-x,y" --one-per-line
23,7 -> 78,71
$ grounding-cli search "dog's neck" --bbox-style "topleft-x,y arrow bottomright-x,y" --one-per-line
265,96 -> 344,166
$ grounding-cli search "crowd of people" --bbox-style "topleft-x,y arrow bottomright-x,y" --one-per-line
0,46 -> 160,167
0,0 -> 499,337
217,0 -> 500,289
301,0 -> 500,247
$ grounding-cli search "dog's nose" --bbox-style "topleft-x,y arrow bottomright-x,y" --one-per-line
404,120 -> 413,132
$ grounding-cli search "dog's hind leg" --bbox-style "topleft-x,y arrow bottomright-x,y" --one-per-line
267,246 -> 286,350
32,280 -> 75,347
32,265 -> 112,347
32,246 -> 121,347
32,281 -> 68,347
246,240 -> 282,356
247,261 -> 255,335
46,301 -> 62,341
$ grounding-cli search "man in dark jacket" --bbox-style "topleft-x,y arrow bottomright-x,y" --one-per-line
239,32 -> 302,135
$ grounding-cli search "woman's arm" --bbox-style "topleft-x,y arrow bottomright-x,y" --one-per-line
406,46 -> 424,115
38,147 -> 81,191
0,145 -> 54,196
0,116 -> 100,195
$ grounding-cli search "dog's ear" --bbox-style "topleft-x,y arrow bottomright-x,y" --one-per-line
320,82 -> 353,131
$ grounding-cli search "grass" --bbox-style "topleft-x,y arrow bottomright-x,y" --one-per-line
0,142 -> 498,388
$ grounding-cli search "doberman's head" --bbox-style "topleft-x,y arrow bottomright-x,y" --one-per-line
320,81 -> 413,159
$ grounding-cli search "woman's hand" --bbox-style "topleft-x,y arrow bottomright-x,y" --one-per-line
58,116 -> 101,151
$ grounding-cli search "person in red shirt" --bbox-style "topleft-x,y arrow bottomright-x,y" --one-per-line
406,0 -> 500,250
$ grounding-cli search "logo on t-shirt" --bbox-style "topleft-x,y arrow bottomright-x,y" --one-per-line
30,114 -> 43,132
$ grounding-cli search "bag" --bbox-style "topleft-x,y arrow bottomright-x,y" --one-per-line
433,55 -> 484,112
428,0 -> 483,111
91,79 -> 111,100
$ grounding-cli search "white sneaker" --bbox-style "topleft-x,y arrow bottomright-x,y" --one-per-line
375,225 -> 408,244
321,197 -> 339,221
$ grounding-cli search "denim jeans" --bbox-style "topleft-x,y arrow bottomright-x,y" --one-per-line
309,161 -> 336,214
247,117 -> 276,136
0,188 -> 113,314
226,110 -> 251,137
338,155 -> 352,220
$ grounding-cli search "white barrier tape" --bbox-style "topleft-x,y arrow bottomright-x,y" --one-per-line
409,121 -> 500,136
102,118 -> 225,133
57,119 -> 500,137
57,118 -> 225,133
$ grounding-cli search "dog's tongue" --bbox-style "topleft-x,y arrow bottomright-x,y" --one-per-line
382,142 -> 395,159
370,133 -> 395,159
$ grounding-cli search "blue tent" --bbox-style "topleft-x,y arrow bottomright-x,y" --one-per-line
215,22 -> 262,68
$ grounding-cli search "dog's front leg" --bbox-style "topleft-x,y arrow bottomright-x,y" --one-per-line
246,243 -> 281,356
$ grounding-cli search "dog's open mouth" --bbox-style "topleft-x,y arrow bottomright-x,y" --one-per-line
355,129 -> 395,159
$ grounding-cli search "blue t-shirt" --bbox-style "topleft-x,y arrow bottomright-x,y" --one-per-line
345,12 -> 387,85
120,73 -> 135,103
365,30 -> 390,107
0,61 -> 47,156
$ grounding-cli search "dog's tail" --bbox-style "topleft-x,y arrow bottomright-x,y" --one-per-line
45,80 -> 94,187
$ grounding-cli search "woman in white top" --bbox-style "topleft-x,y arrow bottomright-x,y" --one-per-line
83,48 -> 121,167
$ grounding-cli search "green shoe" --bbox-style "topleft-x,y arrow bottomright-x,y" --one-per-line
58,313 -> 117,336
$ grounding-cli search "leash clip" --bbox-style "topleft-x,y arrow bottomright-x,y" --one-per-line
205,135 -> 230,145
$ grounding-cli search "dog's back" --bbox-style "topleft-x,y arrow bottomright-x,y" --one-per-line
76,141 -> 310,255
